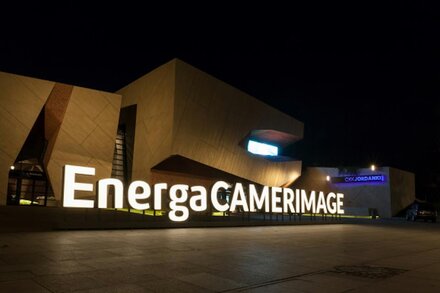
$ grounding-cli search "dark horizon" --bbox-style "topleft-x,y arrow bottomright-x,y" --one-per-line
1,2 -> 439,199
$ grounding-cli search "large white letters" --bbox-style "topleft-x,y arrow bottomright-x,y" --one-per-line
63,165 -> 95,208
249,185 -> 269,212
230,183 -> 249,212
283,188 -> 295,213
189,186 -> 207,212
62,165 -> 345,221
337,193 -> 345,214
271,187 -> 282,213
315,191 -> 327,214
98,178 -> 124,209
169,184 -> 189,222
128,181 -> 151,210
211,181 -> 230,212
327,192 -> 337,214
301,190 -> 316,213
154,183 -> 167,210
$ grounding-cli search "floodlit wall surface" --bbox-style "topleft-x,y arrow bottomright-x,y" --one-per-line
1,59 -> 303,205
173,60 -> 303,187
0,72 -> 54,204
294,167 -> 415,218
116,61 -> 175,183
45,87 -> 121,200
0,71 -> 121,204
389,167 -> 415,216
118,59 -> 303,187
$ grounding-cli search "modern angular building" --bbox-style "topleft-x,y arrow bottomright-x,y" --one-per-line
0,59 -> 304,208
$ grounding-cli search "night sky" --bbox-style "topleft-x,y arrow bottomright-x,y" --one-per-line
1,2 -> 439,199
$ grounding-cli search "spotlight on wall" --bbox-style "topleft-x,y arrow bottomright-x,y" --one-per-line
10,166 -> 15,170
326,175 -> 330,182
371,164 -> 376,171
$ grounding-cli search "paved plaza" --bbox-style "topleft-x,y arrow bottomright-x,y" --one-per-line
0,221 -> 439,292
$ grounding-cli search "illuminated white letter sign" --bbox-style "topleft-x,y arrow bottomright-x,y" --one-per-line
128,181 -> 151,210
61,165 -> 345,221
169,184 -> 189,222
63,165 -> 95,208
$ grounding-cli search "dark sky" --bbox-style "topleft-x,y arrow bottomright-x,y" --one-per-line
1,2 -> 439,195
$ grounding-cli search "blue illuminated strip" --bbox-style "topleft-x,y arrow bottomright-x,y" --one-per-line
331,175 -> 386,184
247,140 -> 278,156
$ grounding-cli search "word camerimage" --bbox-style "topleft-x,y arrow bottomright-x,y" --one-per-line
63,165 -> 344,222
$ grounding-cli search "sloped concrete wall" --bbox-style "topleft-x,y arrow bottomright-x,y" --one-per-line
172,60 -> 303,187
0,72 -> 54,204
389,167 -> 415,215
46,86 -> 121,201
118,59 -> 303,187
116,61 -> 175,183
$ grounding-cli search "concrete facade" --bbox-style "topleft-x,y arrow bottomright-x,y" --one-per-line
0,59 -> 303,206
0,73 -> 54,204
294,166 -> 415,217
0,73 -> 121,204
117,59 -> 303,188
45,86 -> 121,201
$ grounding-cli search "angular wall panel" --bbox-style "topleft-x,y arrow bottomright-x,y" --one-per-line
0,72 -> 54,204
117,61 -> 175,182
43,83 -> 73,169
389,167 -> 415,216
118,59 -> 303,187
173,60 -> 303,187
45,86 -> 122,201
1,59 -> 303,206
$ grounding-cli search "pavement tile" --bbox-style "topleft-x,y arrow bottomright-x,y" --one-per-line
243,282 -> 304,293
399,263 -> 440,281
352,274 -> 440,292
0,253 -> 53,265
367,253 -> 440,270
209,267 -> 274,285
76,283 -> 150,292
0,270 -> 34,282
0,279 -> 50,292
0,222 -> 438,292
294,273 -> 372,292
82,268 -> 159,285
29,260 -> 96,275
33,272 -> 107,292
139,277 -> 210,292
178,272 -> 246,291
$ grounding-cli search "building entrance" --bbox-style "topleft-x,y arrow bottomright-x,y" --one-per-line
7,161 -> 54,206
